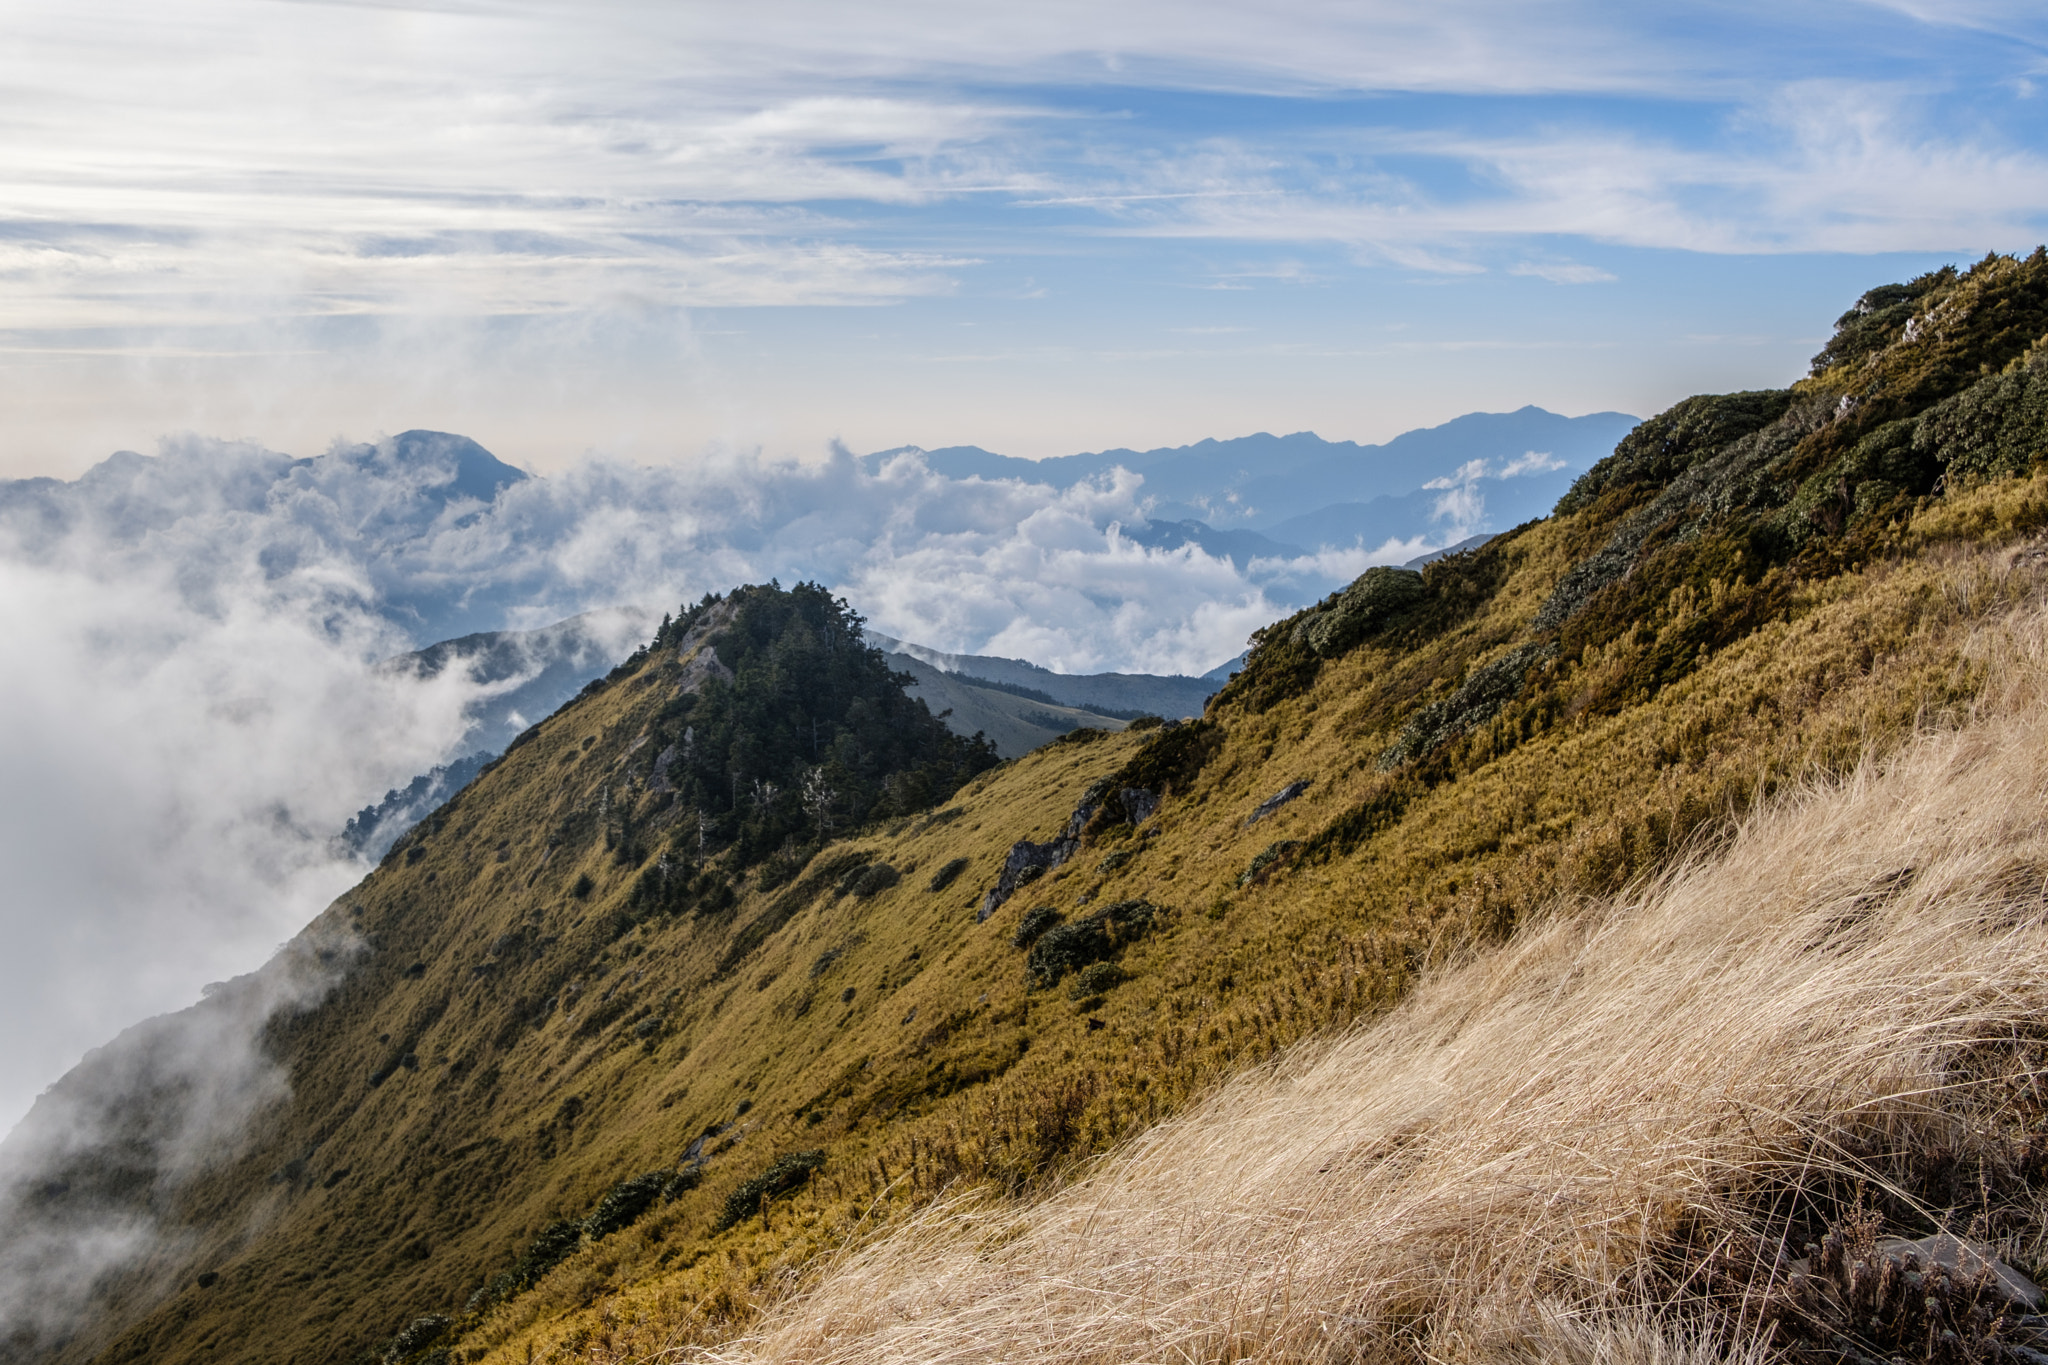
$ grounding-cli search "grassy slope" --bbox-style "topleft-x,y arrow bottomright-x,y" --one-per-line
75,252 -> 2048,1365
712,594 -> 2048,1365
461,474 -> 2047,1365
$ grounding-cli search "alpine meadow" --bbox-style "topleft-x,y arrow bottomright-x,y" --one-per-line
2,250 -> 2047,1365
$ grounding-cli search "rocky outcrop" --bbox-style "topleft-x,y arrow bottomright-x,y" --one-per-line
1246,780 -> 1309,826
977,781 -> 1115,921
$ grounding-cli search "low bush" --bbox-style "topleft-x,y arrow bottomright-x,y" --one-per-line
510,1218 -> 583,1290
584,1171 -> 673,1240
926,857 -> 969,892
1024,899 -> 1158,990
1295,566 -> 1425,657
1066,962 -> 1124,1001
1237,840 -> 1301,889
715,1150 -> 827,1230
845,863 -> 901,898
1381,643 -> 1556,769
1010,905 -> 1062,949
383,1314 -> 451,1363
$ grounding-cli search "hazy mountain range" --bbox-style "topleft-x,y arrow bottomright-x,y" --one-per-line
1,405 -> 1637,659
870,406 -> 1638,551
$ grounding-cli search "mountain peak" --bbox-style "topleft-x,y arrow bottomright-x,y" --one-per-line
364,430 -> 528,504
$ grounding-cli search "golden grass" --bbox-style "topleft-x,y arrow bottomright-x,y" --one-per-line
69,473 -> 2048,1365
675,608 -> 2048,1365
463,477 -> 2048,1365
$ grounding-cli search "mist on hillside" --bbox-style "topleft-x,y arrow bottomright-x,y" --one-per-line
0,418 -> 1571,1129
0,418 -> 1548,1348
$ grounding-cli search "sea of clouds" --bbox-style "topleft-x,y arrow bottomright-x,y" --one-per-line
0,428 -> 1472,1126
0,428 -> 1486,1342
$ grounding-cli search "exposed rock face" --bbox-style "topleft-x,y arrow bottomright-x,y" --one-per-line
977,782 -> 1115,921
675,643 -> 734,694
1118,788 -> 1160,824
1246,780 -> 1309,826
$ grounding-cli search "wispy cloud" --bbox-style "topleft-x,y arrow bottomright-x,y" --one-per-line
1500,449 -> 1569,476
0,1 -> 2038,347
1512,261 -> 1618,284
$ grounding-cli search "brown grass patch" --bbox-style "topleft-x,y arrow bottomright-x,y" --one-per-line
681,610 -> 2048,1365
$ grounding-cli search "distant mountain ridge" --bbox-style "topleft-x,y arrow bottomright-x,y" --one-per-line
867,406 -> 1638,534
864,630 -> 1218,719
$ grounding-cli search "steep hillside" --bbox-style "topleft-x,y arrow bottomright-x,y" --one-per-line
12,250 -> 2048,1365
342,610 -> 652,859
715,612 -> 2048,1364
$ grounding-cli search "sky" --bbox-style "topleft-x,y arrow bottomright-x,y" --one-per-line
1,1 -> 2045,476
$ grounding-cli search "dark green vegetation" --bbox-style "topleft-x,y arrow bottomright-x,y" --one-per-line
1022,899 -> 1159,991
27,251 -> 2048,1365
713,1150 -> 826,1232
618,583 -> 999,875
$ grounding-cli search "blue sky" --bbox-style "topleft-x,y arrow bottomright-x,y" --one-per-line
1,0 -> 2044,474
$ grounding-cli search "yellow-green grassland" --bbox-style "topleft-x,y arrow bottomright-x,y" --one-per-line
25,249 -> 2048,1365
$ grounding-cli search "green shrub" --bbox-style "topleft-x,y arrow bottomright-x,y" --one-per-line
571,872 -> 595,899
926,857 -> 969,892
1238,840 -> 1302,888
1554,389 -> 1795,517
845,863 -> 901,898
584,1171 -> 673,1240
1210,618 -> 1322,714
1112,721 -> 1222,798
1024,899 -> 1157,990
831,856 -> 878,897
1010,905 -> 1062,948
1295,567 -> 1425,657
383,1315 -> 451,1363
512,1218 -> 584,1288
1096,849 -> 1134,875
1381,643 -> 1556,769
1300,787 -> 1411,865
1066,962 -> 1124,1000
715,1150 -> 826,1230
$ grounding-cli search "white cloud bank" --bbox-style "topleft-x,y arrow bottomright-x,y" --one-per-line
0,417 -> 1542,1345
0,427 -> 1502,1141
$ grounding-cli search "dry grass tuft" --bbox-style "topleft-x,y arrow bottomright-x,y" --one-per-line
688,611 -> 2048,1365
